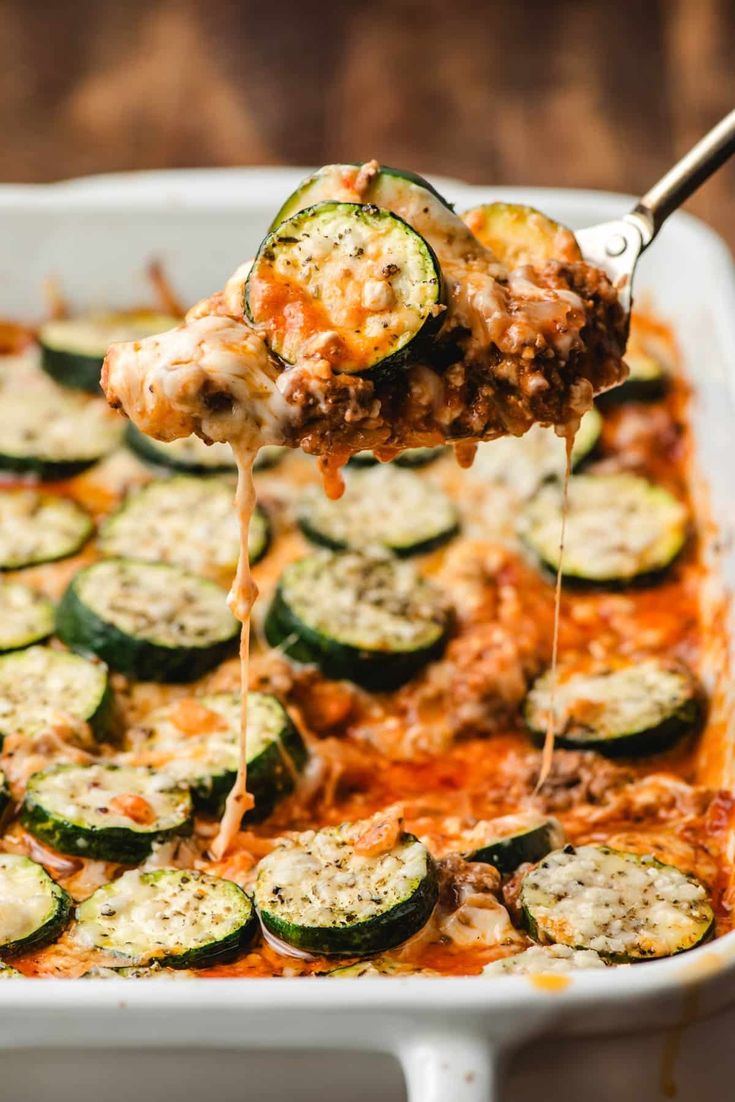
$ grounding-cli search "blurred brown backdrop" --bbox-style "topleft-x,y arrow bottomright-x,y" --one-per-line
2,0 -> 734,246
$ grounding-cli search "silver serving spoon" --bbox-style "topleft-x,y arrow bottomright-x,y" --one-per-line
576,107 -> 735,315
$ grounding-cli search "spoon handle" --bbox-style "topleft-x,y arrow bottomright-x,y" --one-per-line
630,107 -> 735,246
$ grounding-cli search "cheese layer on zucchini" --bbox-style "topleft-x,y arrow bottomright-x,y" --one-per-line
298,465 -> 459,556
74,868 -> 257,967
99,476 -> 269,574
0,645 -> 111,742
247,201 -> 443,374
525,658 -> 700,757
40,313 -> 181,360
61,559 -> 238,651
521,845 -> 713,961
0,582 -> 55,652
520,473 -> 688,584
133,691 -> 307,818
266,550 -> 449,690
255,816 -> 437,955
0,389 -> 123,478
22,763 -> 193,861
0,490 -> 93,570
482,945 -> 607,976
462,202 -> 582,267
0,853 -> 71,954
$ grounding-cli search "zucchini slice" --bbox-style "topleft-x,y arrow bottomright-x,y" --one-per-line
348,446 -> 447,469
0,770 -> 10,818
0,490 -> 93,571
0,582 -> 55,652
264,550 -> 450,691
525,658 -> 700,758
271,164 -> 453,231
134,691 -> 307,819
0,389 -> 123,480
602,349 -> 669,405
0,964 -> 23,978
74,868 -> 258,968
246,201 -> 444,375
471,407 -> 602,499
460,813 -> 565,874
0,854 -> 71,955
254,818 -> 437,956
0,645 -> 112,742
56,559 -> 239,683
39,312 -> 180,393
22,763 -> 193,862
461,202 -> 582,267
482,945 -> 607,976
520,845 -> 713,962
519,473 -> 688,585
98,476 -> 270,574
297,466 -> 459,557
125,424 -> 237,474
125,425 -> 287,475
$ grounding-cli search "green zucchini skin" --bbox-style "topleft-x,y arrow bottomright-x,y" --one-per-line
74,869 -> 258,968
40,346 -> 105,394
347,446 -> 448,469
0,770 -> 11,820
56,560 -> 239,683
256,830 -> 438,956
296,467 -> 460,558
125,424 -> 237,475
465,816 -> 565,874
520,845 -> 714,963
519,474 -> 689,588
0,582 -> 55,653
0,492 -> 93,571
270,163 -> 453,231
524,660 -> 701,759
138,692 -> 307,820
264,553 -> 450,692
39,312 -> 181,394
0,854 -> 72,955
21,764 -> 193,863
0,645 -> 114,744
598,351 -> 669,407
246,201 -> 444,377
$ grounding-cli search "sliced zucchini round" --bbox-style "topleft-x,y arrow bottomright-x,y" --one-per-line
525,658 -> 700,758
482,945 -> 607,976
0,854 -> 71,955
74,868 -> 258,968
254,819 -> 437,956
460,813 -> 565,874
125,425 -> 287,476
246,201 -> 444,375
0,490 -> 93,571
125,424 -> 237,475
348,446 -> 447,469
264,550 -> 450,691
39,311 -> 180,393
602,349 -> 669,405
270,163 -> 453,232
134,691 -> 307,819
0,389 -> 123,480
22,763 -> 193,863
461,202 -> 582,267
0,964 -> 23,978
0,582 -> 55,652
471,407 -> 602,499
56,559 -> 239,683
0,645 -> 112,742
519,473 -> 688,585
520,845 -> 713,962
297,466 -> 459,557
98,476 -> 270,574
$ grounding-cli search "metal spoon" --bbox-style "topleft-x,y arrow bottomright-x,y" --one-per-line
576,107 -> 735,314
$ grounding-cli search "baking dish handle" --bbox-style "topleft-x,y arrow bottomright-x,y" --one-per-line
399,1031 -> 501,1102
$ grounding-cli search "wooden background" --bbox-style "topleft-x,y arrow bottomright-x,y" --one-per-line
1,0 -> 734,247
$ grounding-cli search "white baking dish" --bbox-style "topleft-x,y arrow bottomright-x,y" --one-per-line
0,169 -> 734,1102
